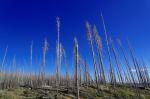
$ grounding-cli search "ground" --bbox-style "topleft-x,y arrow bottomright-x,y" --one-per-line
0,85 -> 150,99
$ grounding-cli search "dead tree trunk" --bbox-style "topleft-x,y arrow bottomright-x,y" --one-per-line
110,38 -> 124,85
86,22 -> 99,90
42,39 -> 48,86
74,38 -> 80,99
93,25 -> 106,84
56,17 -> 61,95
30,41 -> 33,87
101,13 -> 116,85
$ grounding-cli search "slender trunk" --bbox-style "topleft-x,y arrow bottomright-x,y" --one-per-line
62,47 -> 69,89
117,39 -> 139,98
101,13 -> 116,85
93,26 -> 106,84
30,41 -> 33,87
127,41 -> 140,84
117,39 -> 136,86
110,39 -> 124,85
74,38 -> 80,99
1,46 -> 8,71
127,41 -> 141,98
56,17 -> 60,95
42,39 -> 48,85
86,22 -> 99,89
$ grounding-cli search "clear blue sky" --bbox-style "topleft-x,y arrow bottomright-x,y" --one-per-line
0,0 -> 150,74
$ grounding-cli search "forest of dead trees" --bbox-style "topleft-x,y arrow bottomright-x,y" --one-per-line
0,15 -> 150,99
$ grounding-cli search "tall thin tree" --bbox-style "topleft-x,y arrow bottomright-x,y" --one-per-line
100,13 -> 116,85
42,38 -> 48,85
56,16 -> 61,95
93,25 -> 106,84
86,22 -> 99,90
74,38 -> 80,99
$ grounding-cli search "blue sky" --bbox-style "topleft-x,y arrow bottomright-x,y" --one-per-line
0,0 -> 150,75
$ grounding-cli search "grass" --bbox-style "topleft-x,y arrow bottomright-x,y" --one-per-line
0,86 -> 149,99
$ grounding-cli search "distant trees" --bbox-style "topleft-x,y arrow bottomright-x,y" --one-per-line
0,16 -> 149,99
